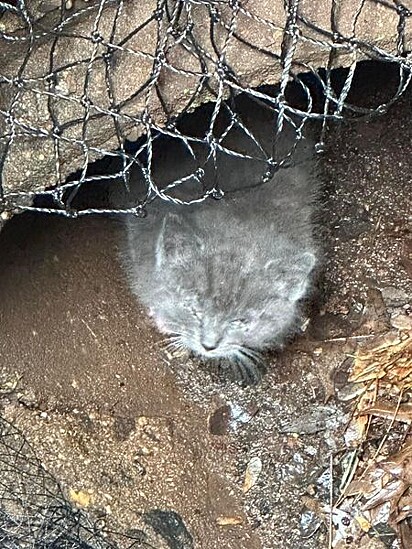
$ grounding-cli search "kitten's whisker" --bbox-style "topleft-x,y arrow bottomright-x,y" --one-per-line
159,333 -> 189,352
230,360 -> 244,382
163,341 -> 179,352
234,350 -> 264,384
169,331 -> 193,343
158,329 -> 193,344
238,347 -> 263,364
159,336 -> 179,347
161,335 -> 190,357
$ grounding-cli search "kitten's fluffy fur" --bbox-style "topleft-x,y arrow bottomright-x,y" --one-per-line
122,128 -> 318,382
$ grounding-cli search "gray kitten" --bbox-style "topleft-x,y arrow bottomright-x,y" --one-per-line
122,131 -> 318,383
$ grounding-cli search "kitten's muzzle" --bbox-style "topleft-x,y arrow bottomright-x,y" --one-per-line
200,334 -> 223,354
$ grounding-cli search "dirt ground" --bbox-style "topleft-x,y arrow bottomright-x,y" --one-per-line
0,65 -> 411,548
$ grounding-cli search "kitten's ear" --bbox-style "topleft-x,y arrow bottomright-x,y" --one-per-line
266,251 -> 316,301
156,213 -> 201,268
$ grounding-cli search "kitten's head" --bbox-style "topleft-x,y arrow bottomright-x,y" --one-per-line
150,213 -> 316,377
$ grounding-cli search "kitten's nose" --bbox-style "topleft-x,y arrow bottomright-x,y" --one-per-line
201,329 -> 221,352
202,342 -> 217,351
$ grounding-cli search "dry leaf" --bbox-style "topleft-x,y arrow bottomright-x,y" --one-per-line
349,330 -> 412,388
355,515 -> 371,532
69,488 -> 93,508
337,328 -> 412,548
359,402 -> 412,423
391,314 -> 412,332
243,456 -> 262,493
345,444 -> 412,515
216,515 -> 243,526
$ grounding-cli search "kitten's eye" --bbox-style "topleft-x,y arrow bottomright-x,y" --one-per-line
185,302 -> 201,320
192,309 -> 201,320
230,318 -> 247,327
183,299 -> 198,313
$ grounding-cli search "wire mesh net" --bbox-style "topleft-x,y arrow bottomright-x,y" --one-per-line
0,415 -> 132,548
0,0 -> 412,547
0,0 -> 411,218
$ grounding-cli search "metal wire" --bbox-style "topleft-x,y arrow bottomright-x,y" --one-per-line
0,0 -> 410,217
